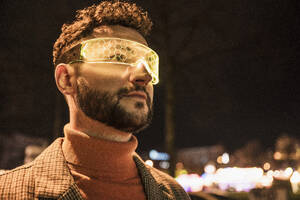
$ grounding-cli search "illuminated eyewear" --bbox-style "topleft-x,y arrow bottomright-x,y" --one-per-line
68,38 -> 159,85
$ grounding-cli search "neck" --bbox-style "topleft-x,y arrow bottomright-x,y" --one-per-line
63,125 -> 138,173
68,99 -> 132,142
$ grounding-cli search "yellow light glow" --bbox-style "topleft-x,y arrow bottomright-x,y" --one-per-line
175,169 -> 188,178
217,156 -> 223,164
145,160 -> 154,167
79,37 -> 159,84
274,152 -> 282,160
263,162 -> 271,170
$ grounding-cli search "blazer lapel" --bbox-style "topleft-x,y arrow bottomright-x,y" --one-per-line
133,154 -> 174,200
57,183 -> 84,200
38,184 -> 83,200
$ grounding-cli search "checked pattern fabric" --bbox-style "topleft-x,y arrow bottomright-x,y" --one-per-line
0,138 -> 190,200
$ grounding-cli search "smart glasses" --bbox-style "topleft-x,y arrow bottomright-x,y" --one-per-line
69,37 -> 159,85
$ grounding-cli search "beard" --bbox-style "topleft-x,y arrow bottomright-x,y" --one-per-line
75,80 -> 153,133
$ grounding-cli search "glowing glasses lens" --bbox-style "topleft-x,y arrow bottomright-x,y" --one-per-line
80,38 -> 159,84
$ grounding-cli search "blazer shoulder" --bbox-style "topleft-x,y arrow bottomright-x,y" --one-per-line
0,162 -> 35,199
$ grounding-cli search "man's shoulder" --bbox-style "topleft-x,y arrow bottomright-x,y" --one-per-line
0,137 -> 72,199
0,162 -> 35,198
0,137 -> 63,182
0,161 -> 34,180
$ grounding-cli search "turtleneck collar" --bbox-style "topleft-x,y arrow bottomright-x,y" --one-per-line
62,124 -> 138,180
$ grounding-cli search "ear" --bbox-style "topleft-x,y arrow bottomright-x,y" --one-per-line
55,63 -> 76,95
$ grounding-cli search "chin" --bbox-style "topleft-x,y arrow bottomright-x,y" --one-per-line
109,109 -> 152,134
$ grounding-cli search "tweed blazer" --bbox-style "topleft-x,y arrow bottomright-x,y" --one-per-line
0,138 -> 190,200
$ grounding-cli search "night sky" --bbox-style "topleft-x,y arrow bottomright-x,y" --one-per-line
0,0 -> 299,153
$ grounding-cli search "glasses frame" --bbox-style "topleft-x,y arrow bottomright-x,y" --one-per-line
68,37 -> 159,85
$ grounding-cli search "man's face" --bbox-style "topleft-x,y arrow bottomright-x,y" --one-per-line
73,25 -> 154,133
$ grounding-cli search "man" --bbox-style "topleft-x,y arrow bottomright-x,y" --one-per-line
0,1 -> 190,199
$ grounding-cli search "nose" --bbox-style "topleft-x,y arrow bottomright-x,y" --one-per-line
129,62 -> 152,86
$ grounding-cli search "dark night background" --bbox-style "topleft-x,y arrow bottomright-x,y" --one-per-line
0,0 -> 299,157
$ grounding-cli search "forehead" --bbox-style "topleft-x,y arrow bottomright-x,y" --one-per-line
88,25 -> 148,46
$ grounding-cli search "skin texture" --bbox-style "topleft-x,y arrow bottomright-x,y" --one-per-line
55,25 -> 153,142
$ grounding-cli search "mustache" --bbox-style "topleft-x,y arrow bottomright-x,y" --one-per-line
117,85 -> 151,108
117,85 -> 150,99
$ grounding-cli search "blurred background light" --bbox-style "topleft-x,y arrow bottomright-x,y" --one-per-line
149,149 -> 170,161
145,160 -> 153,167
159,161 -> 170,169
221,153 -> 230,164
176,174 -> 203,192
204,163 -> 216,174
263,162 -> 271,171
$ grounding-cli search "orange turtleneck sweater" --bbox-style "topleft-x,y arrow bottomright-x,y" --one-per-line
62,125 -> 147,200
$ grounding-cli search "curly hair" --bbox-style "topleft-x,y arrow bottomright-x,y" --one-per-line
53,0 -> 153,66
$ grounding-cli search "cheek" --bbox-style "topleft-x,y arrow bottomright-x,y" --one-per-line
79,66 -> 129,88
